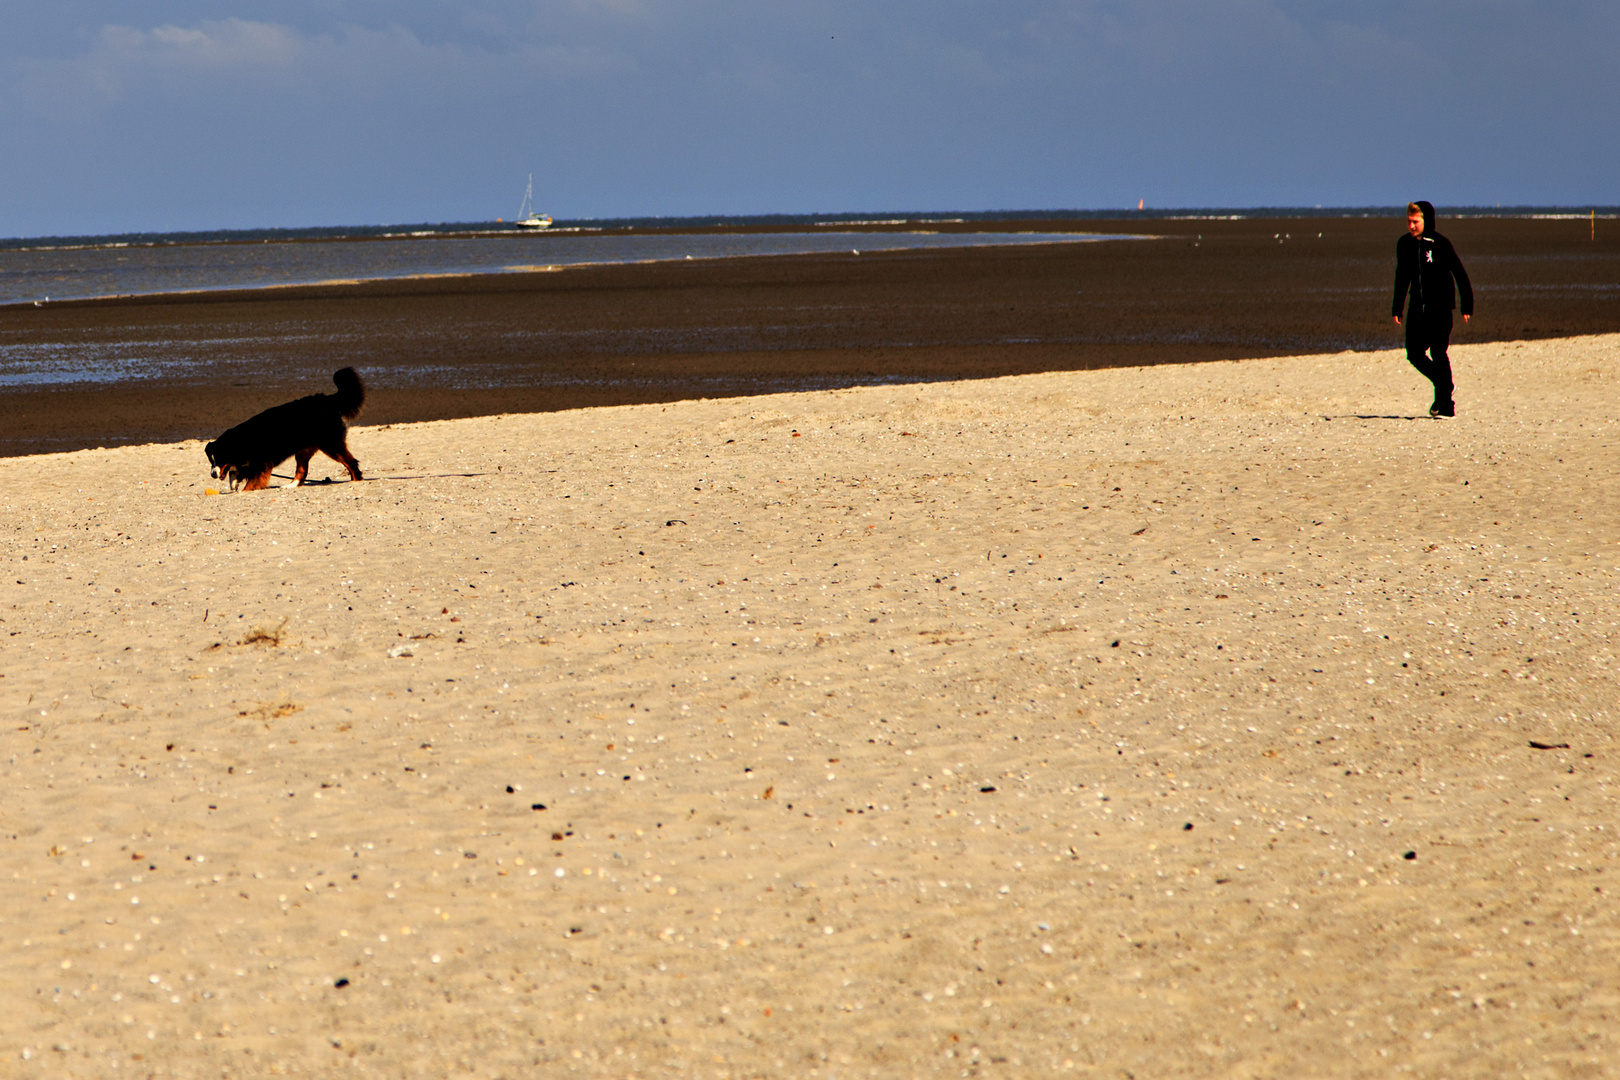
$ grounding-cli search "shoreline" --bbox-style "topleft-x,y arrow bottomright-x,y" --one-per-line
6,205 -> 1615,252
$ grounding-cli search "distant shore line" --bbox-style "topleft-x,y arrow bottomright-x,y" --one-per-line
4,206 -> 1616,254
0,231 -> 1147,311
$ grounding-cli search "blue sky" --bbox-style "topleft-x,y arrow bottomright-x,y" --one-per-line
2,2 -> 1615,236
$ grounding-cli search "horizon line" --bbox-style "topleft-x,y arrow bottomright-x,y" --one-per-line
5,204 -> 1616,252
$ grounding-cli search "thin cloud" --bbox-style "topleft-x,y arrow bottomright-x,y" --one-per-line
101,19 -> 307,72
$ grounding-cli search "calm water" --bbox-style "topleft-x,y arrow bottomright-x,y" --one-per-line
0,228 -> 1132,307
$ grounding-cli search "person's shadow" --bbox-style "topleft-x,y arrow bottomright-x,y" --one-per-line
1322,414 -> 1445,421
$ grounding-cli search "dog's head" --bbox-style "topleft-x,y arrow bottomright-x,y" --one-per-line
205,440 -> 242,489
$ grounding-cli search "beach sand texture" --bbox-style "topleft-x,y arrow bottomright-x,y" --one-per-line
3,335 -> 1617,1077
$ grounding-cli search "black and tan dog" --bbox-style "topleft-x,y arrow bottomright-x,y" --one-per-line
206,368 -> 365,491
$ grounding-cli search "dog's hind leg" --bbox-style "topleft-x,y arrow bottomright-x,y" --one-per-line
322,441 -> 363,482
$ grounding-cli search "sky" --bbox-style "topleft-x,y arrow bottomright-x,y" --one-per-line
1,2 -> 1616,236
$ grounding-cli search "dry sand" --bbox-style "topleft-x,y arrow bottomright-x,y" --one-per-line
2,335 -> 1617,1078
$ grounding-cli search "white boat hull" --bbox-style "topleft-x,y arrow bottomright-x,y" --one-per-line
513,175 -> 551,229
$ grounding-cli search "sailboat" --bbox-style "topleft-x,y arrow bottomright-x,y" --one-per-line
513,174 -> 553,229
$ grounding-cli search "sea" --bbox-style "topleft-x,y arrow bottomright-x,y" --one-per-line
0,214 -> 1141,307
3,207 -> 1612,399
4,206 -> 1609,308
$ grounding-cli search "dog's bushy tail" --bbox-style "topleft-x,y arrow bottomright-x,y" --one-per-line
332,367 -> 365,420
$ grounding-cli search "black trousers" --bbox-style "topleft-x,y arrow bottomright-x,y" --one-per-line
1405,310 -> 1454,410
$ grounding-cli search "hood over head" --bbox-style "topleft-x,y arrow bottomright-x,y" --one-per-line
1414,200 -> 1436,235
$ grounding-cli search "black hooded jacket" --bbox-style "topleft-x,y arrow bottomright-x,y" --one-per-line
1392,201 -> 1473,320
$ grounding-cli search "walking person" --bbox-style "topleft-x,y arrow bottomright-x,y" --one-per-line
1392,201 -> 1473,417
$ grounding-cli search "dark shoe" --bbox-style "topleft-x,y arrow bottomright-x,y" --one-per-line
1438,401 -> 1455,417
1429,406 -> 1441,417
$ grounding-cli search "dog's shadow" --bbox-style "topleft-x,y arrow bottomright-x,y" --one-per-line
265,471 -> 494,485
1323,414 -> 1446,422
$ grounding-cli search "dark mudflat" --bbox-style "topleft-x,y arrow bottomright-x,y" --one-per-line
2,216 -> 1615,457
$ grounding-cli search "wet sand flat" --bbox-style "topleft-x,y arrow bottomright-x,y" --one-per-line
2,334 -> 1617,1077
3,215 -> 1617,457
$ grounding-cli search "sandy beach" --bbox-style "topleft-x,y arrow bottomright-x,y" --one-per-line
3,332 -> 1617,1077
